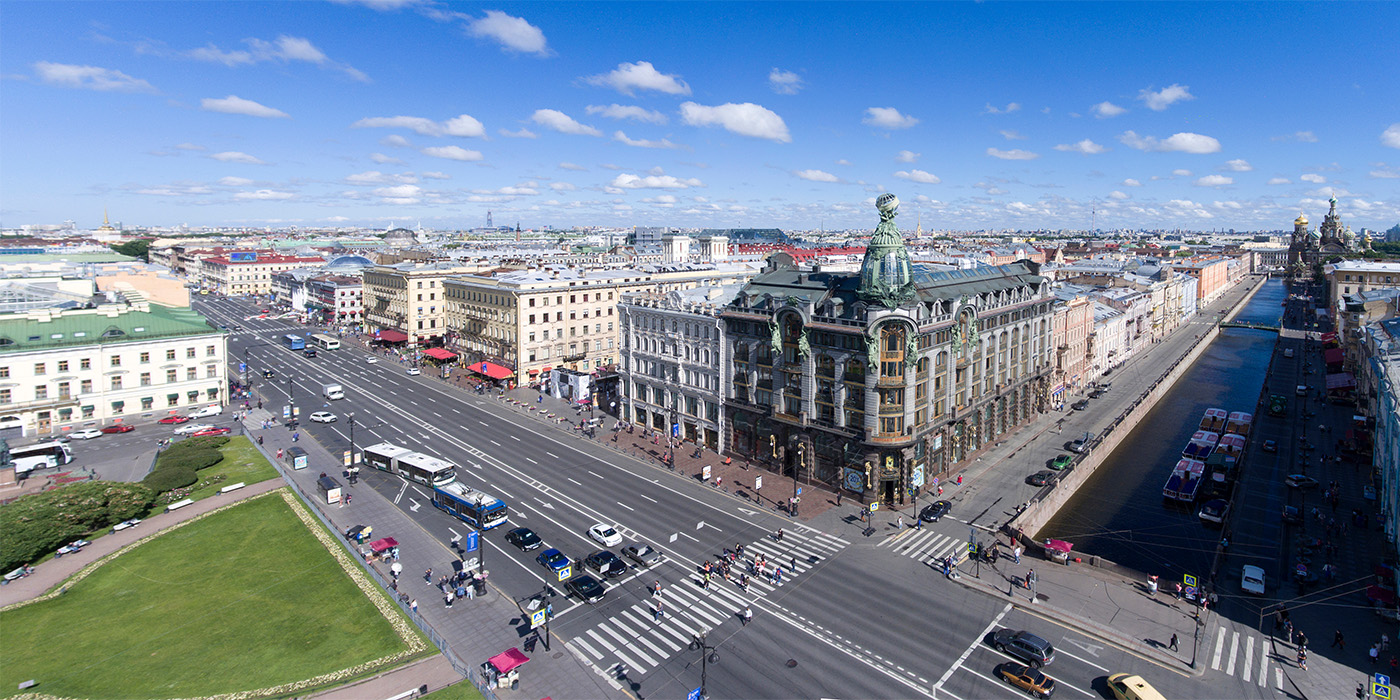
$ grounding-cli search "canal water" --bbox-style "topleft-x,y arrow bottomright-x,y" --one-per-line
1039,278 -> 1288,579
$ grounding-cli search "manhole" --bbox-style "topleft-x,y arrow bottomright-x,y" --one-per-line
786,659 -> 798,668
553,651 -> 565,659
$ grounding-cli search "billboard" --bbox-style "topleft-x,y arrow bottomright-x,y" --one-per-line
229,251 -> 258,262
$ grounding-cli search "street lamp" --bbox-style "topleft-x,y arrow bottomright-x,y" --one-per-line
792,443 -> 803,517
688,632 -> 719,699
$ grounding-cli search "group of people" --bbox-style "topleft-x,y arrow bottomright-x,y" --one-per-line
432,568 -> 483,608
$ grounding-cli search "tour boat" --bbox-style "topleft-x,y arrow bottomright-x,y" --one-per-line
1163,458 -> 1207,501
1199,408 -> 1229,432
1182,431 -> 1220,460
1226,411 -> 1254,437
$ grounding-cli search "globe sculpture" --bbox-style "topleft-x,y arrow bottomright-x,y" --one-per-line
876,193 -> 900,220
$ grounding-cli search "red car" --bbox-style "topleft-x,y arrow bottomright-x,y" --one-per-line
190,427 -> 231,437
158,415 -> 191,424
100,424 -> 135,434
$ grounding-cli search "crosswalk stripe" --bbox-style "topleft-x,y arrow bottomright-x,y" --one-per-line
913,534 -> 952,560
1242,636 -> 1253,682
668,585 -> 727,626
600,623 -> 658,668
1226,632 -> 1239,676
898,530 -> 940,553
1274,667 -> 1282,688
612,614 -> 671,658
783,529 -> 845,552
588,628 -> 643,672
571,636 -> 603,660
653,616 -> 693,648
1256,643 -> 1269,686
1212,627 -> 1226,670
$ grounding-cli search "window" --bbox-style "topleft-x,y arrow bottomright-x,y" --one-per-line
0,367 -> 7,379
207,366 -> 218,378
141,397 -> 153,410
140,352 -> 150,364
166,349 -> 176,361
0,389 -> 10,404
112,401 -> 124,415
34,362 -> 46,376
186,348 -> 196,359
82,406 -> 95,419
206,345 -> 216,357
167,394 -> 179,407
35,386 -> 48,400
187,368 -> 197,380
81,379 -> 92,394
140,372 -> 152,386
57,361 -> 69,372
110,376 -> 123,390
167,369 -> 178,382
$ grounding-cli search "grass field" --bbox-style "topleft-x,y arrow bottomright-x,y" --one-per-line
423,681 -> 487,700
0,492 -> 423,699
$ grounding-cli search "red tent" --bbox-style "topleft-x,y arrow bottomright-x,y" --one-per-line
488,647 -> 530,674
1324,348 -> 1345,365
469,361 -> 515,380
422,348 -> 457,360
376,329 -> 408,343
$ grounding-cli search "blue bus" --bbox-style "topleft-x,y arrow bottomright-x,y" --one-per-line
283,334 -> 305,351
432,482 -> 508,529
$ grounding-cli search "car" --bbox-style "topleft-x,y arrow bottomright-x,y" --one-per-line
585,550 -> 628,578
310,412 -> 337,423
158,415 -> 191,424
70,428 -> 103,440
1281,505 -> 1303,524
622,544 -> 662,567
1088,390 -> 1105,399
1198,499 -> 1229,524
1049,454 -> 1073,470
919,500 -> 952,523
1070,400 -> 1089,411
1067,439 -> 1088,454
588,523 -> 623,547
998,662 -> 1056,698
505,527 -> 543,552
101,424 -> 135,434
366,357 -> 379,364
173,423 -> 212,436
1262,439 -> 1278,453
536,548 -> 570,573
1026,470 -> 1058,487
232,325 -> 244,331
992,629 -> 1056,666
406,367 -> 421,376
1242,564 -> 1266,595
1107,673 -> 1163,700
1285,474 -> 1319,489
263,369 -> 275,378
190,427 -> 231,437
187,405 -> 223,419
564,574 -> 607,604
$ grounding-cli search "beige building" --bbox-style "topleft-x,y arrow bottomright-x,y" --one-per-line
1326,260 -> 1400,305
362,262 -> 483,346
198,253 -> 326,296
95,268 -> 191,308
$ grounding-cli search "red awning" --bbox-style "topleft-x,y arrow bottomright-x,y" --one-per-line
1327,372 -> 1357,390
1322,332 -> 1339,341
1044,539 -> 1073,553
422,348 -> 456,360
541,366 -> 553,372
488,647 -> 530,674
1324,348 -> 1345,365
376,329 -> 408,343
468,361 -> 515,380
1368,585 -> 1396,605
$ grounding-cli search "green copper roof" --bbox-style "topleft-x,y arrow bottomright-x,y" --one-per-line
857,193 -> 915,308
0,304 -> 219,354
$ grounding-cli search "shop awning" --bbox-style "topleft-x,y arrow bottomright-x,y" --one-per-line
1325,348 -> 1345,365
422,348 -> 456,360
1326,372 -> 1357,390
1322,331 -> 1339,341
488,648 -> 530,674
527,369 -> 540,375
541,366 -> 553,372
467,361 -> 515,380
376,329 -> 408,343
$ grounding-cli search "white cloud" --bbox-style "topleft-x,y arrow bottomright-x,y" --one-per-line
175,143 -> 205,151
1117,130 -> 1221,154
233,189 -> 294,200
370,153 -> 404,164
188,35 -> 368,82
467,10 -> 549,56
1173,169 -> 1193,177
586,104 -> 667,124
1108,190 -> 1129,200
420,171 -> 450,180
641,194 -> 678,205
209,151 -> 266,164
986,148 -> 1040,160
531,109 -> 601,136
984,102 -> 1021,115
895,150 -> 920,163
1213,201 -> 1243,209
1300,173 -> 1326,183
1371,166 -> 1400,179
768,68 -> 804,95
1195,174 -> 1233,187
33,61 -> 155,93
894,169 -> 941,185
1165,199 -> 1214,218
1091,101 -> 1127,118
680,102 -> 791,142
352,114 -> 484,138
1138,83 -> 1194,111
613,131 -> 681,149
1122,178 -> 1142,187
199,95 -> 289,118
610,173 -> 703,189
999,129 -> 1026,140
1267,177 -> 1291,185
558,162 -> 587,171
371,184 -> 422,204
863,107 -> 918,130
420,146 -> 483,161
584,61 -> 689,96
218,176 -> 254,186
474,182 -> 539,196
1272,131 -> 1319,143
499,128 -> 537,138
836,159 -> 852,166
1383,124 -> 1400,149
794,169 -> 839,183
345,170 -> 417,185
1053,139 -> 1107,155
1222,159 -> 1253,172
549,182 -> 577,192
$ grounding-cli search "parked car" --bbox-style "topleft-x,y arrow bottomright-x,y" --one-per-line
1026,470 -> 1058,487
564,574 -> 607,604
536,548 -> 570,573
1285,474 -> 1319,489
187,405 -> 224,419
1067,436 -> 1093,453
191,427 -> 231,437
310,412 -> 337,423
588,523 -> 623,547
406,367 -> 421,376
1071,400 -> 1089,411
505,527 -> 543,552
173,423 -> 212,436
1088,390 -> 1105,399
1262,439 -> 1278,453
585,550 -> 628,578
1049,454 -> 1073,470
919,500 -> 952,523
158,415 -> 191,424
101,424 -> 135,434
998,662 -> 1056,698
366,357 -> 379,364
71,429 -> 103,440
622,544 -> 662,567
1242,564 -> 1266,595
992,629 -> 1056,666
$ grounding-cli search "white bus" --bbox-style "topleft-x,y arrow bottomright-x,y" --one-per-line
10,440 -> 75,469
311,333 -> 341,350
361,442 -> 457,487
362,442 -> 414,473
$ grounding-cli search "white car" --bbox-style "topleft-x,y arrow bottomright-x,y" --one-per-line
588,523 -> 623,548
366,357 -> 379,364
310,411 -> 337,423
406,367 -> 421,376
187,405 -> 224,419
1242,564 -> 1266,595
71,428 -> 103,440
173,423 -> 213,436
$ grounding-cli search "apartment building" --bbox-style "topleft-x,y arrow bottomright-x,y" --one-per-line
198,253 -> 326,296
362,262 -> 481,346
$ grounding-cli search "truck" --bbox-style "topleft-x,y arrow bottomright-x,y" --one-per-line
322,383 -> 345,401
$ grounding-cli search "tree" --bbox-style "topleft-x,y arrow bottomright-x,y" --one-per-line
110,239 -> 151,261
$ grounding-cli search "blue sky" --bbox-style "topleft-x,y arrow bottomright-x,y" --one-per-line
3,1 -> 1398,232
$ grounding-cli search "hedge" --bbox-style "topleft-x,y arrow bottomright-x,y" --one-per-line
0,481 -> 152,572
142,465 -> 198,493
161,435 -> 230,459
156,448 -> 224,472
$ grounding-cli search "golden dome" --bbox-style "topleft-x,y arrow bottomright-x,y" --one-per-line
1294,212 -> 1309,226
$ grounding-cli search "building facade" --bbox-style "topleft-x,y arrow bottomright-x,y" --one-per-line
198,253 -> 326,296
1325,260 -> 1400,307
1050,294 -> 1094,400
362,262 -> 479,346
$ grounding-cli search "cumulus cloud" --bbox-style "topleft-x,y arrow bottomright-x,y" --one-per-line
372,184 -> 422,204
559,162 -> 587,171
895,150 -> 920,163
986,148 -> 1040,160
768,68 -> 804,95
1122,178 -> 1142,186
794,169 -> 839,183
1118,130 -> 1221,154
1108,190 -> 1129,200
1300,173 -> 1326,183
586,104 -> 667,124
1371,165 -> 1400,179
420,146 -> 483,161
233,189 -> 294,200
381,135 -> 411,148
863,107 -> 919,129
531,109 -> 601,136
352,114 -> 484,138
835,159 -> 852,166
1173,169 -> 1193,177
209,151 -> 266,164
33,61 -> 155,92
1091,101 -> 1127,118
370,153 -> 404,164
1222,159 -> 1253,172
999,129 -> 1026,140
680,102 -> 790,142
499,128 -> 537,138
420,171 -> 450,180
894,169 -> 941,185
1138,83 -> 1194,111
984,102 -> 1021,115
219,176 -> 254,186
345,170 -> 417,185
610,172 -> 703,189
200,95 -> 289,118
613,131 -> 681,149
1267,177 -> 1291,185
1195,174 -> 1233,187
584,61 -> 689,96
1272,131 -> 1319,143
549,182 -> 577,192
1053,139 -> 1107,155
641,194 -> 678,205
188,35 -> 368,82
467,10 -> 549,55
1384,124 -> 1400,149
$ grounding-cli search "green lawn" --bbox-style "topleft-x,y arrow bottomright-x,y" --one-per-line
422,681 -> 487,700
0,492 -> 423,699
183,435 -> 281,502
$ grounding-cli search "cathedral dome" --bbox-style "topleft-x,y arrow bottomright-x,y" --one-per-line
384,227 -> 418,245
1294,213 -> 1309,226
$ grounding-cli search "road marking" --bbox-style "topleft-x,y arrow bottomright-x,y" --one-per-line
571,637 -> 603,660
478,421 -> 489,427
547,452 -> 558,459
1212,627 -> 1226,670
489,440 -> 501,446
408,498 -> 420,512
491,484 -> 514,499
1242,635 -> 1253,683
448,528 -> 461,541
526,458 -> 538,465
568,478 -> 583,486
640,494 -> 657,503
511,435 -> 521,441
934,602 -> 1011,697
1257,645 -> 1270,687
1056,647 -> 1110,673
588,470 -> 605,479
1225,632 -> 1239,676
452,408 -> 462,414
617,502 -> 634,511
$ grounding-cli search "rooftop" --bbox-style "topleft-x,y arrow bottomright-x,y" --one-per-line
0,302 -> 218,353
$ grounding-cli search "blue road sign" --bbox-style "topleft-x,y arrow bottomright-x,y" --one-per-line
465,531 -> 480,553
672,423 -> 681,438
239,363 -> 247,372
797,487 -> 802,495
1379,674 -> 1392,687
687,687 -> 702,700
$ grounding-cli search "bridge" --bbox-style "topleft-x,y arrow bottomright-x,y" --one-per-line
1219,321 -> 1280,332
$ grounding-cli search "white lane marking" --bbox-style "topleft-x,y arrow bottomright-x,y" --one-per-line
933,603 -> 1012,696
491,484 -> 514,499
526,458 -> 538,465
489,439 -> 501,446
640,494 -> 657,503
571,637 -> 603,660
568,478 -> 583,486
586,629 -> 642,672
547,452 -> 558,459
478,421 -> 489,427
1225,632 -> 1239,676
617,502 -> 634,511
1055,647 -> 1110,673
1274,667 -> 1282,689
588,470 -> 605,480
1242,636 -> 1253,683
452,408 -> 462,414
511,435 -> 521,441
1211,627 -> 1226,670
1257,645 -> 1270,687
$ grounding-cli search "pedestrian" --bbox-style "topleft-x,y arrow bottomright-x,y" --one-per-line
1334,630 -> 1346,650
654,601 -> 664,622
1169,633 -> 1179,651
1297,647 -> 1307,670
652,580 -> 662,597
277,448 -> 284,459
1175,582 -> 1183,600
743,607 -> 753,625
410,599 -> 417,613
836,491 -> 842,506
1012,545 -> 1022,564
1372,644 -> 1381,664
292,431 -> 299,442
445,591 -> 454,608
424,568 -> 433,583
897,515 -> 904,530
702,572 -> 711,589
715,476 -> 722,489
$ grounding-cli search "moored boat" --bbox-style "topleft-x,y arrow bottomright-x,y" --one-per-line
1226,411 -> 1253,438
1200,408 -> 1228,432
1163,458 -> 1207,501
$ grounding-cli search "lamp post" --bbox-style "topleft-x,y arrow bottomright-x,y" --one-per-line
287,377 -> 296,427
792,443 -> 803,517
688,632 -> 719,699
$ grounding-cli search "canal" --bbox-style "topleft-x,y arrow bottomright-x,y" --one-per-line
1040,278 -> 1288,579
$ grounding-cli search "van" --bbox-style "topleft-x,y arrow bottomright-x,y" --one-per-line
1283,348 -> 1294,359
1107,673 -> 1167,700
285,446 -> 309,470
187,404 -> 224,419
1296,385 -> 1308,396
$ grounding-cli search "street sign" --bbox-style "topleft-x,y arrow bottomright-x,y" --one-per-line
672,423 -> 681,438
531,608 -> 547,629
557,566 -> 571,582
702,465 -> 711,481
343,450 -> 352,467
1184,574 -> 1198,588
239,362 -> 247,372
1184,586 -> 1197,599
1377,674 -> 1391,687
754,476 -> 763,490
687,687 -> 702,700
465,531 -> 480,553
870,502 -> 879,511
932,476 -> 940,487
283,405 -> 291,418
797,487 -> 802,496
1377,682 -> 1392,700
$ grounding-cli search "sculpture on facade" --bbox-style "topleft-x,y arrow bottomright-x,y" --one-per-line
769,319 -> 783,360
866,333 -> 881,373
905,327 -> 919,368
798,328 -> 812,359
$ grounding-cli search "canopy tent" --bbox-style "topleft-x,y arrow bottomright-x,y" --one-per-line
488,648 -> 530,674
468,361 -> 515,380
422,348 -> 457,360
1324,348 -> 1345,365
1326,372 -> 1357,390
375,329 -> 408,343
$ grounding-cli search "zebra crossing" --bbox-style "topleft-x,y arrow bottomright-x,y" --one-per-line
1210,625 -> 1287,689
567,527 -> 849,676
875,526 -> 968,567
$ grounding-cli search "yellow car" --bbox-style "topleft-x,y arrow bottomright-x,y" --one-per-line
999,662 -> 1055,698
1107,672 -> 1166,700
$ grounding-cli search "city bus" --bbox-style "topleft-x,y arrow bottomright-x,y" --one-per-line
360,442 -> 457,486
283,334 -> 305,351
432,482 -> 508,530
10,440 -> 75,468
362,442 -> 414,473
310,333 -> 341,350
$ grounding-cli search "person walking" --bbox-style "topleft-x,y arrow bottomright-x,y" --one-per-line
743,607 -> 753,626
424,568 -> 433,584
1333,630 -> 1346,650
654,600 -> 664,622
1012,545 -> 1022,564
1297,647 -> 1307,670
1169,633 -> 1179,652
896,515 -> 904,530
1371,644 -> 1380,664
410,599 -> 417,613
652,580 -> 662,597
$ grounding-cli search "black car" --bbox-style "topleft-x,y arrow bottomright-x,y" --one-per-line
919,500 -> 952,523
585,550 -> 628,578
1088,390 -> 1105,399
1071,400 -> 1089,411
564,574 -> 607,604
505,527 -> 543,551
1262,439 -> 1278,453
992,629 -> 1056,666
1026,470 -> 1057,487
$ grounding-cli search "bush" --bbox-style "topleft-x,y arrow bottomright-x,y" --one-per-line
0,481 -> 153,571
162,436 -> 230,459
143,466 -> 198,494
157,448 -> 224,472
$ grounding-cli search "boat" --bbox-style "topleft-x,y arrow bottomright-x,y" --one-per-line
1200,408 -> 1228,432
1216,433 -> 1247,458
1226,412 -> 1254,437
1163,458 -> 1207,501
1198,499 -> 1229,524
1182,431 -> 1220,460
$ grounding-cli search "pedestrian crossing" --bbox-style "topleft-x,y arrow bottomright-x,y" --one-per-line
876,527 -> 970,567
1210,625 -> 1287,689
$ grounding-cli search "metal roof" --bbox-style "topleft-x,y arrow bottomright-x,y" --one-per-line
0,303 -> 219,353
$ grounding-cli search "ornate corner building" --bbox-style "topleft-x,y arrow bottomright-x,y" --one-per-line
721,194 -> 1056,506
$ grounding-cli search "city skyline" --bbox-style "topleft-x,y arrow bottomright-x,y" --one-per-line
3,1 -> 1398,231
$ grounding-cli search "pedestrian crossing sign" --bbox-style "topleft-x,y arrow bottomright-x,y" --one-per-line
1184,574 -> 1198,588
557,566 -> 572,582
1376,673 -> 1391,700
531,608 -> 547,629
